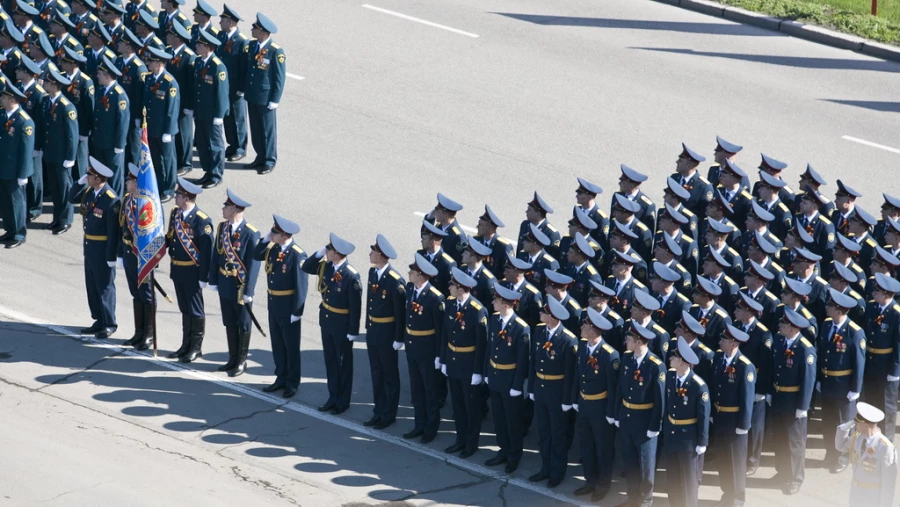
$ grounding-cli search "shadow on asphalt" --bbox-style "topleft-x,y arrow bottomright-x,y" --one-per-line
492,12 -> 783,37
822,99 -> 900,113
633,47 -> 900,73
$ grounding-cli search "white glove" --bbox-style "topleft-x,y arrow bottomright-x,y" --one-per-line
796,409 -> 808,419
562,404 -> 573,412
236,91 -> 244,97
63,160 -> 74,168
32,150 -> 42,157
848,391 -> 860,401
116,258 -> 123,269
209,285 -> 218,292
816,382 -> 821,392
484,376 -> 489,385
347,334 -> 357,342
434,357 -> 441,370
736,428 -> 749,435
242,295 -> 252,304
162,134 -> 172,143
77,174 -> 89,185
573,404 -> 579,412
79,135 -> 88,142
290,315 -> 301,323
695,446 -> 707,455
213,118 -> 223,126
888,375 -> 900,382
114,148 -> 124,154
17,178 -> 27,186
647,431 -> 659,439
134,119 -> 140,127
392,341 -> 403,351
440,364 -> 447,376
267,101 -> 278,110
528,393 -> 534,401
316,247 -> 326,257
839,420 -> 856,431
614,420 -> 620,428
199,281 -> 208,289
509,389 -> 521,397
709,416 -> 714,424
183,109 -> 193,117
765,395 -> 772,406
754,394 -> 766,402
471,374 -> 482,385
606,417 -> 615,425
106,261 -> 116,268
263,232 -> 272,243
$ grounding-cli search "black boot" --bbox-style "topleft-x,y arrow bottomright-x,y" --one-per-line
167,314 -> 192,359
217,326 -> 239,371
228,331 -> 250,377
125,300 -> 145,346
134,303 -> 156,351
180,317 -> 205,363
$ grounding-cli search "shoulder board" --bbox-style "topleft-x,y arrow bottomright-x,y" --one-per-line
640,195 -> 652,205
820,216 -> 832,225
675,264 -> 687,273
429,286 -> 441,296
677,293 -> 689,303
727,247 -> 740,256
866,238 -> 877,247
291,245 -> 303,254
185,48 -> 195,56
11,49 -> 20,57
543,254 -> 554,262
35,84 -> 45,94
271,43 -> 280,49
893,304 -> 900,313
682,208 -> 695,217
245,223 -> 257,232
850,290 -> 862,299
602,343 -> 615,354
497,236 -> 511,245
802,308 -> 813,319
715,308 -> 728,318
653,324 -> 665,334
450,226 -> 460,234
176,12 -> 187,20
739,355 -> 751,364
636,222 -> 649,231
60,97 -> 70,106
567,299 -> 581,309
850,321 -> 862,331
852,265 -> 863,273
104,49 -> 116,57
526,284 -> 538,294
346,265 -> 358,275
441,252 -> 454,263
563,329 -> 576,339
546,223 -> 558,232
698,176 -> 711,185
388,270 -> 400,280
212,56 -> 222,66
470,300 -> 483,311
824,317 -> 833,323
765,292 -> 778,301
648,355 -> 662,365
693,375 -> 706,386
447,296 -> 457,302
484,271 -> 495,279
698,343 -> 712,353
757,323 -> 769,332
238,33 -> 248,40
195,210 -> 208,219
536,323 -> 547,327
18,110 -> 30,121
114,85 -> 124,94
800,337 -> 813,349
515,317 -> 527,328
608,310 -> 621,321
633,280 -> 645,289
164,74 -> 173,82
587,265 -> 597,275
880,435 -> 893,446
89,14 -> 99,21
105,189 -> 116,198
816,276 -> 827,285
724,276 -> 736,286
683,236 -> 694,243
33,27 -> 44,34
772,264 -> 784,272
624,350 -> 634,355
778,202 -> 789,212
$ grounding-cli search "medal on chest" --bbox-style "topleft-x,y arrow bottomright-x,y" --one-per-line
784,349 -> 794,368
633,368 -> 643,386
381,289 -> 387,299
726,366 -> 736,383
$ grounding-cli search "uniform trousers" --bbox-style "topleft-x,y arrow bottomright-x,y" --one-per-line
366,324 -> 400,423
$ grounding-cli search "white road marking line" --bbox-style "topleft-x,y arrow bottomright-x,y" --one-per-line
842,136 -> 900,155
361,4 -> 480,38
286,73 -> 305,81
0,304 -> 585,507
413,211 -> 477,234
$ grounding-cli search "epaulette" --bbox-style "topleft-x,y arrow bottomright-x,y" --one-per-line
212,56 -> 222,66
346,265 -> 358,275
608,310 -> 621,321
176,12 -> 187,21
766,292 -> 778,301
567,299 -> 581,311
757,323 -> 769,332
816,276 -> 828,285
546,223 -> 558,232
677,293 -> 689,303
693,375 -> 706,386
623,350 -> 634,355
691,304 -> 700,309
602,343 -> 615,354
446,296 -> 457,302
777,303 -> 785,308
850,321 -> 862,331
698,343 -> 712,354
850,290 -> 862,299
238,32 -> 248,40
441,252 -> 454,263
536,322 -> 547,327
388,270 -> 400,280
640,195 -> 652,205
715,308 -> 728,318
470,300 -> 483,311
144,3 -> 155,11
698,176 -> 711,185
543,253 -> 554,262
563,328 -> 576,339
292,244 -> 303,254
271,43 -> 280,49
676,264 -> 688,273
484,270 -> 495,279
636,221 -> 649,231
772,263 -> 784,272
800,337 -> 813,348
728,247 -> 740,257
683,236 -> 694,244
648,355 -> 662,365
114,85 -> 124,94
587,265 -> 598,275
35,84 -> 45,93
820,216 -> 832,225
59,97 -> 70,106
778,202 -> 789,213
497,236 -> 511,245
429,286 -> 442,296
801,308 -> 813,319
18,110 -> 30,121
682,208 -> 695,217
740,190 -> 752,199
164,74 -> 173,82
893,304 -> 900,313
525,284 -> 538,294
851,265 -> 863,273
515,317 -> 527,328
211,26 -> 221,33
634,280 -> 645,288
195,210 -> 208,219
89,13 -> 99,21
33,26 -> 44,34
724,276 -> 736,286
739,355 -> 751,364
105,189 -> 116,198
653,324 -> 665,335
185,48 -> 195,56
104,49 -> 116,58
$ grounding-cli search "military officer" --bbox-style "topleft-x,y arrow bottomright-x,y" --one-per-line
241,12 -> 283,175
652,233 -> 693,293
558,207 -> 601,273
795,185 -> 836,257
757,171 -> 794,239
662,176 -> 699,240
473,205 -> 513,276
440,268 -> 489,458
115,28 -> 148,169
40,66 -> 78,235
361,234 -> 405,429
543,269 -> 583,336
848,207 -> 879,275
164,21 -> 194,176
664,337 -> 710,507
124,0 -> 155,31
868,247 -> 900,297
875,193 -> 900,245
397,254 -> 445,442
118,164 -> 155,350
425,193 -> 467,265
217,4 -> 248,162
716,159 -> 753,228
527,296 -> 577,488
0,79 -> 34,248
133,10 -> 164,57
834,402 -> 898,507
84,23 -> 115,83
10,1 -> 43,54
68,157 -> 120,337
571,308 -> 619,502
575,176 -> 610,251
483,283 -> 531,474
626,288 -> 670,360
769,308 -> 816,495
745,232 -> 786,297
707,135 -> 748,189
16,56 -> 47,225
563,234 -> 601,307
612,193 -> 654,262
778,223 -> 814,271
102,1 -> 126,49
502,252 -> 543,330
461,238 -> 496,306
818,289 -> 866,474
36,0 -> 72,33
827,233 -> 867,296
584,280 -> 626,352
795,164 -> 835,216
751,153 -> 795,204
710,324 -> 756,507
0,19 -> 25,83
690,276 -> 732,350
611,163 -> 657,232
740,261 -> 780,330
831,179 -> 862,235
734,292 -> 772,478
156,0 -> 191,39
672,142 -> 714,220
649,262 -> 691,335
30,31 -> 58,81
614,322 -> 666,507
657,203 -> 699,279
862,273 -> 900,442
188,27 -> 227,188
48,10 -> 85,60
826,262 -> 866,323
516,191 -> 561,258
742,200 -> 783,260
252,215 -> 308,398
604,250 -> 647,318
91,55 -> 128,196
665,311 -> 714,381
790,246 -> 829,326
58,46 -> 93,181
208,189 -> 261,377
70,0 -> 101,47
776,277 -> 819,345
301,233 -> 361,413
518,223 -> 559,293
142,46 -> 178,200
188,0 -> 219,50
702,249 -> 740,315
418,220 -> 456,296
601,221 -> 648,283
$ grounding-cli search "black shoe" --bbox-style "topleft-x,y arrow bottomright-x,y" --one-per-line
547,477 -> 562,488
591,487 -> 610,502
228,361 -> 246,377
403,429 -> 424,439
374,419 -> 395,430
830,462 -> 848,474
44,221 -> 59,230
444,443 -> 465,454
52,224 -> 71,235
283,387 -> 297,399
783,484 -> 801,495
318,402 -> 336,412
263,382 -> 285,393
4,238 -> 24,249
96,327 -> 116,339
528,472 -> 549,482
201,178 -> 221,189
80,322 -> 103,334
420,433 -> 436,444
243,160 -> 264,169
363,416 -> 380,427
160,194 -> 174,203
484,455 -> 507,467
574,485 -> 595,496
459,448 -> 476,459
180,348 -> 202,363
177,166 -> 192,176
504,461 -> 519,473
227,153 -> 246,162
26,213 -> 40,223
331,406 -> 347,415
256,165 -> 274,175
0,233 -> 13,242
746,463 -> 759,477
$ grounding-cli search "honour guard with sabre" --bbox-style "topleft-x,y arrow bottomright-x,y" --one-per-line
835,402 -> 898,507
301,233 -> 362,415
208,189 -> 260,376
165,177 -> 213,361
120,164 -> 154,350
254,215 -> 308,399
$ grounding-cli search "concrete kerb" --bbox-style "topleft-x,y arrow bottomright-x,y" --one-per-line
660,0 -> 900,63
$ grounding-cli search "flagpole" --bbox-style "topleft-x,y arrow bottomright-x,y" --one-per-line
151,270 -> 158,357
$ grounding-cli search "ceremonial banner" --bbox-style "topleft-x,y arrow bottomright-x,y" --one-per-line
135,127 -> 167,285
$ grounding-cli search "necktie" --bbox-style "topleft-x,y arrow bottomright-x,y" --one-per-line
614,281 -> 621,295
414,289 -> 420,301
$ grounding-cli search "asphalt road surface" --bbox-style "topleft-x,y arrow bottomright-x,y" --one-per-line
2,0 -> 898,505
